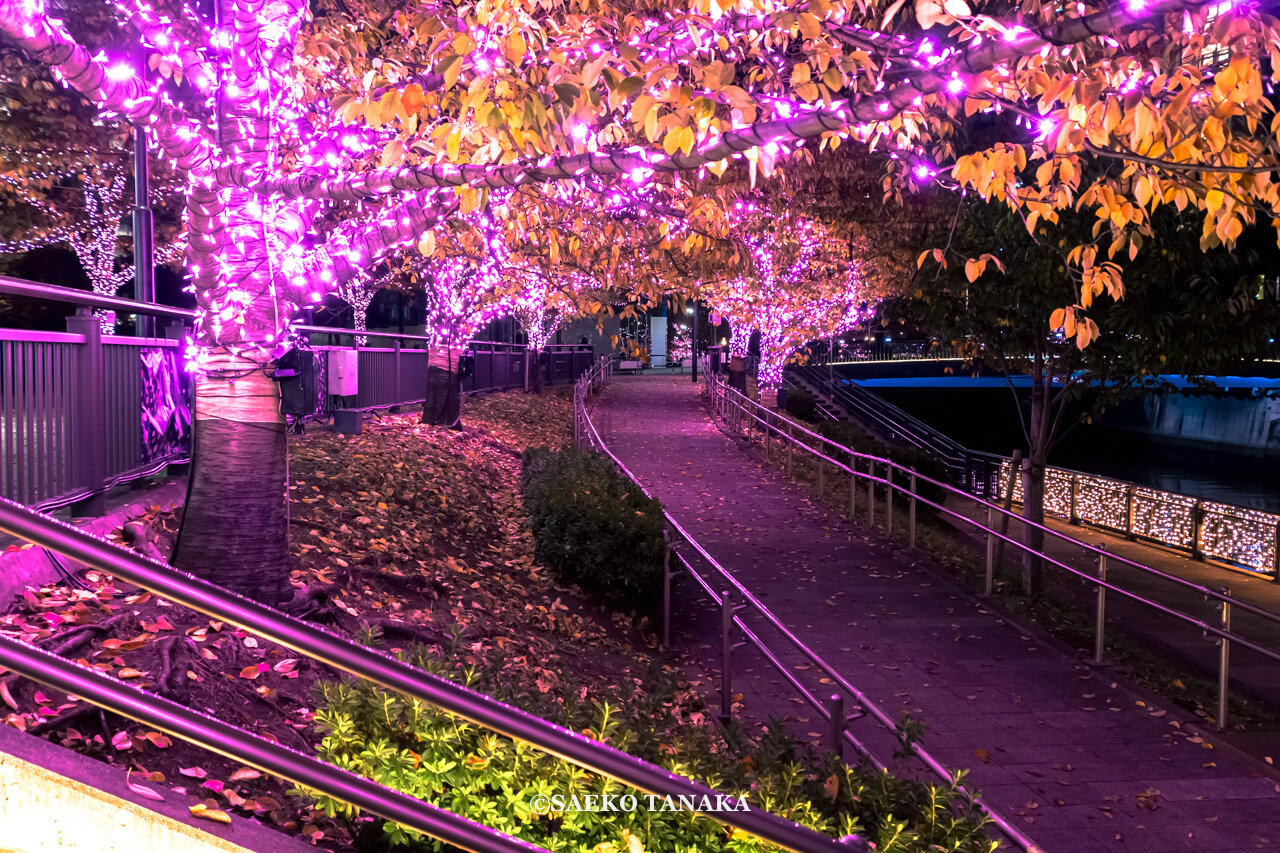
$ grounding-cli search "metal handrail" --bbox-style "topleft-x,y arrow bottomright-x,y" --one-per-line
575,367 -> 1041,852
0,492 -> 846,853
705,374 -> 1280,730
0,635 -> 543,853
793,362 -> 1280,574
0,274 -> 198,320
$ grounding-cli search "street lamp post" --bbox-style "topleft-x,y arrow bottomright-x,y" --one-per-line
688,303 -> 699,382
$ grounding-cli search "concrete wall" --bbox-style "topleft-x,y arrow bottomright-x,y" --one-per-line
1110,393 -> 1280,456
0,724 -> 312,853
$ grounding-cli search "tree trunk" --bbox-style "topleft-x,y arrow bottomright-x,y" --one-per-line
1020,453 -> 1046,596
422,347 -> 462,426
171,349 -> 289,603
528,348 -> 545,394
1020,338 -> 1048,596
727,356 -> 747,392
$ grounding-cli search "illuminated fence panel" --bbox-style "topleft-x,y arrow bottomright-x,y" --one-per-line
1045,469 -> 1073,518
1130,487 -> 1196,551
994,458 -> 1280,576
1073,475 -> 1130,532
1200,502 -> 1279,574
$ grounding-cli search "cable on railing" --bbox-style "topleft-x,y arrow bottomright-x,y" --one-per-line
0,493 -> 848,853
574,368 -> 1043,853
0,635 -> 546,853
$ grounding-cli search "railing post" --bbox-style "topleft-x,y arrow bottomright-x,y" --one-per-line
817,456 -> 825,497
826,693 -> 844,760
1125,485 -> 1136,540
66,308 -> 106,516
1273,521 -> 1280,583
720,588 -> 734,723
392,340 -> 403,411
1069,474 -> 1079,524
908,472 -> 917,550
786,425 -> 793,477
849,460 -> 857,519
984,505 -> 995,596
867,461 -> 875,528
885,466 -> 894,535
662,528 -> 673,649
1192,500 -> 1206,561
1217,588 -> 1231,732
1094,548 -> 1107,664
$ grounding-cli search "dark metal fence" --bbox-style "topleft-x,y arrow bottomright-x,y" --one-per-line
0,278 -> 597,512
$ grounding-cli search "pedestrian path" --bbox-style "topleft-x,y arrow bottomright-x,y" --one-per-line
593,375 -> 1280,853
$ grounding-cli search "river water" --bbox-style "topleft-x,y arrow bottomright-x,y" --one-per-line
865,385 -> 1280,514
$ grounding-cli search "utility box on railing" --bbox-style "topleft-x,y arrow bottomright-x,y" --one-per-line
329,349 -> 359,396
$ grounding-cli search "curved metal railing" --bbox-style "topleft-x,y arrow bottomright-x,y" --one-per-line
704,374 -> 1280,732
574,365 -> 1045,853
0,360 -> 856,853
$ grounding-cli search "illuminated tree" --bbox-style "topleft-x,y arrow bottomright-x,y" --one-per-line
709,211 -> 867,398
511,268 -> 594,394
1,0 -> 1274,600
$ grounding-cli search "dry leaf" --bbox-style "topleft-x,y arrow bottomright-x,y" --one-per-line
973,748 -> 991,764
229,767 -> 261,782
180,766 -> 208,779
142,731 -> 172,748
189,804 -> 232,825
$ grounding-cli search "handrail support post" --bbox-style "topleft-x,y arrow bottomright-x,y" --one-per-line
720,588 -> 734,723
1094,549 -> 1107,664
908,473 -> 917,550
984,505 -> 995,596
826,693 -> 845,760
1217,588 -> 1231,732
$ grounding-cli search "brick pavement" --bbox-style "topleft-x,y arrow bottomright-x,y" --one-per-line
593,375 -> 1280,853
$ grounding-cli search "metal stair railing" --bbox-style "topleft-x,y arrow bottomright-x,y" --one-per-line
0,393 -> 849,853
574,365 -> 1043,853
0,631 -> 543,853
704,372 -> 1280,734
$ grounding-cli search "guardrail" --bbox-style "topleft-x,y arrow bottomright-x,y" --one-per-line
0,277 -> 596,511
704,373 -> 1280,733
994,461 -> 1280,578
573,360 -> 1043,852
809,341 -> 963,365
0,488 -> 852,853
792,361 -> 1280,577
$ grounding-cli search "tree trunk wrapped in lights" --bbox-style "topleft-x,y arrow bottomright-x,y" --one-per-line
725,323 -> 752,393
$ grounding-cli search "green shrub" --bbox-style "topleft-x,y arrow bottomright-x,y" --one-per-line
815,422 -> 951,508
303,645 -> 997,853
521,446 -> 666,609
782,386 -> 819,421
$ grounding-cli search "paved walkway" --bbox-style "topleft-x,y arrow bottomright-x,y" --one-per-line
594,376 -> 1280,853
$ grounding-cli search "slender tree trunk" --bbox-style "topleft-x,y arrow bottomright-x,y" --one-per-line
1021,337 -> 1048,596
171,348 -> 289,603
529,347 -> 545,394
422,347 -> 462,426
727,357 -> 747,392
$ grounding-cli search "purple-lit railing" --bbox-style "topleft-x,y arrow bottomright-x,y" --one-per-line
0,319 -> 191,514
573,361 -> 1038,853
0,277 -> 597,511
0,496 -> 850,853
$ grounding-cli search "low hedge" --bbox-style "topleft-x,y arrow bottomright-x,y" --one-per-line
521,446 -> 666,609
